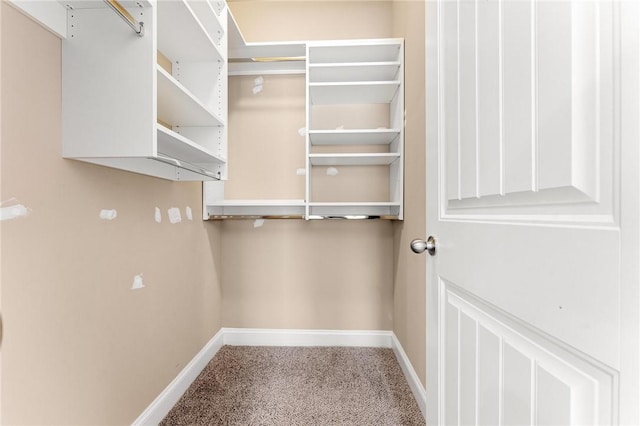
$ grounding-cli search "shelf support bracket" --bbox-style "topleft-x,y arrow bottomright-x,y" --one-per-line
103,0 -> 144,37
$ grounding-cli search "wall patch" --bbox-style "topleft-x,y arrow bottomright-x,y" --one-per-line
155,207 -> 162,223
0,198 -> 31,221
185,206 -> 193,221
131,274 -> 145,290
99,209 -> 118,220
168,207 -> 182,224
253,76 -> 264,94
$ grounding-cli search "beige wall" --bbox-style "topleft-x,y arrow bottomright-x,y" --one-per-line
229,0 -> 394,42
222,1 -> 397,330
0,4 -> 223,424
392,0 -> 427,387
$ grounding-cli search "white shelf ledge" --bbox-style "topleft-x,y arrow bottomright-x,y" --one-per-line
308,202 -> 401,219
157,66 -> 224,126
308,42 -> 402,63
309,153 -> 400,166
188,0 -> 225,46
309,62 -> 401,82
157,125 -> 225,166
309,82 -> 401,104
157,0 -> 223,62
206,200 -> 306,219
309,129 -> 400,145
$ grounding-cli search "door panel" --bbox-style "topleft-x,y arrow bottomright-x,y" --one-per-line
441,282 -> 616,425
443,0 -> 611,216
426,0 -> 640,424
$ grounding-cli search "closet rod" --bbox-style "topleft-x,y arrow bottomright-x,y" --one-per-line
104,0 -> 144,37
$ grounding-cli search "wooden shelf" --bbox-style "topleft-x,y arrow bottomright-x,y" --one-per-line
157,66 -> 224,126
309,62 -> 401,82
309,153 -> 400,166
308,42 -> 402,63
157,0 -> 223,62
309,82 -> 401,104
309,129 -> 400,145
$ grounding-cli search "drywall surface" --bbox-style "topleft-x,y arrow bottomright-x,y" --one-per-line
228,0 -> 394,42
222,219 -> 394,329
222,0 -> 396,330
0,4 -> 223,424
392,0 -> 427,388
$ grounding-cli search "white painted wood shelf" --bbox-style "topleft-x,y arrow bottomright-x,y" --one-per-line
157,67 -> 225,126
309,82 -> 401,105
156,125 -> 225,168
157,0 -> 224,62
308,62 -> 401,82
309,153 -> 400,166
203,21 -> 404,220
308,42 -> 402,63
308,202 -> 402,219
305,39 -> 405,220
62,1 -> 228,182
309,129 -> 400,145
207,200 -> 306,218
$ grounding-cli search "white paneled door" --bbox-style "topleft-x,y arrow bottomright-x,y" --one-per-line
424,1 -> 640,425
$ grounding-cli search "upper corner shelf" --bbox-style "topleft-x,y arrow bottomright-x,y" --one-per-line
157,0 -> 224,62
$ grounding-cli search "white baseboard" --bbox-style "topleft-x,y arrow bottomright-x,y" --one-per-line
132,328 -> 425,425
132,328 -> 225,426
222,327 -> 393,348
391,334 -> 427,419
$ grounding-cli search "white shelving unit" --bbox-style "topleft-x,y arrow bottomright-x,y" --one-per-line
203,13 -> 404,220
306,39 -> 404,220
62,0 -> 228,181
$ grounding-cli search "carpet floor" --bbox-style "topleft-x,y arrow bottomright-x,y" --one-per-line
160,345 -> 425,425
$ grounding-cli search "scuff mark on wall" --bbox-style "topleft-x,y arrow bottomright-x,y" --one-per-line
326,167 -> 339,176
185,206 -> 193,221
0,198 -> 31,221
253,219 -> 265,228
131,274 -> 145,290
168,207 -> 182,224
155,207 -> 162,223
99,209 -> 117,220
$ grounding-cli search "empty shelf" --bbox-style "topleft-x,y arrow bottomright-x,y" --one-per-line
157,0 -> 223,62
309,153 -> 400,166
157,66 -> 224,126
308,202 -> 401,219
308,62 -> 401,82
309,129 -> 400,145
308,42 -> 402,63
156,125 -> 225,166
206,200 -> 306,219
309,82 -> 401,104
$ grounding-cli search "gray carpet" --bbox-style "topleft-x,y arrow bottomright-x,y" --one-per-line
160,345 -> 425,425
